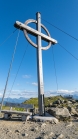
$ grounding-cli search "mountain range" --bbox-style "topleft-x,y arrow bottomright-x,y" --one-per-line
0,97 -> 28,104
0,93 -> 78,105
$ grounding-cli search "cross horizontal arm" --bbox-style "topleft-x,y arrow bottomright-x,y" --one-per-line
14,21 -> 57,44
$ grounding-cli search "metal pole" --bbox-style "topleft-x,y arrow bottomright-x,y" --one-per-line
36,12 -> 45,116
0,31 -> 20,111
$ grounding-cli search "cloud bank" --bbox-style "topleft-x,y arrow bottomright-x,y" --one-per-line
22,75 -> 31,79
0,89 -> 78,99
32,82 -> 38,86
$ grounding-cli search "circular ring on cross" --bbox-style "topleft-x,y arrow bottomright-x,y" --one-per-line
23,19 -> 52,50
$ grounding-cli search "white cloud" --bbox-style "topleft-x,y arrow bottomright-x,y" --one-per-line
11,89 -> 21,93
58,89 -> 74,93
0,93 -> 2,97
49,89 -> 74,94
7,90 -> 38,99
32,82 -> 38,86
49,89 -> 76,97
22,75 -> 31,79
0,89 -> 78,99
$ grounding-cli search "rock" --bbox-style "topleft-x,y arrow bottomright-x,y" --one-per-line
67,106 -> 77,115
66,122 -> 73,127
41,123 -> 46,128
48,107 -> 71,120
42,135 -> 48,139
31,126 -> 38,132
56,134 -> 64,139
48,132 -> 54,137
64,100 -> 68,103
41,131 -> 46,135
22,133 -> 28,137
49,103 -> 52,107
15,129 -> 19,133
52,104 -> 58,107
53,100 -> 60,104
60,99 -> 64,104
67,101 -> 72,104
53,99 -> 64,105
40,135 -> 54,139
6,129 -> 12,134
50,118 -> 58,124
36,137 -> 42,139
22,133 -> 25,136
35,126 -> 38,131
41,131 -> 54,139
76,105 -> 78,112
67,104 -> 72,108
31,127 -> 35,131
70,99 -> 76,103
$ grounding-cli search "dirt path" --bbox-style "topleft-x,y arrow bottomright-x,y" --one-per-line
0,114 -> 78,139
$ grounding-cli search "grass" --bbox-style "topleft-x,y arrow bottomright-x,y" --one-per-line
2,95 -> 73,111
23,95 -> 67,108
23,97 -> 38,108
2,106 -> 24,111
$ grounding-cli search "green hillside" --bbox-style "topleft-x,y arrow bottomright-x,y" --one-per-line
2,96 -> 68,111
23,95 -> 66,108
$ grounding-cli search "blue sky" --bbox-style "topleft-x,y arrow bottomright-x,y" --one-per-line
0,0 -> 78,98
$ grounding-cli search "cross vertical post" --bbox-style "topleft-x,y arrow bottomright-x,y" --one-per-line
14,12 -> 57,116
36,12 -> 45,116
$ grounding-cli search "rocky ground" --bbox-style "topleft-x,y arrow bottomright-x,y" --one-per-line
0,97 -> 78,139
0,113 -> 78,139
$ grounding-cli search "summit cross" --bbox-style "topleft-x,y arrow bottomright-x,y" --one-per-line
14,12 -> 57,116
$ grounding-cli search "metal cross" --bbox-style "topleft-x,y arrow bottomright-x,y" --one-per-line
14,12 -> 57,116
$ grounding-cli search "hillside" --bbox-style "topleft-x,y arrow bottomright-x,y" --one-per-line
2,95 -> 78,111
23,95 -> 67,108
